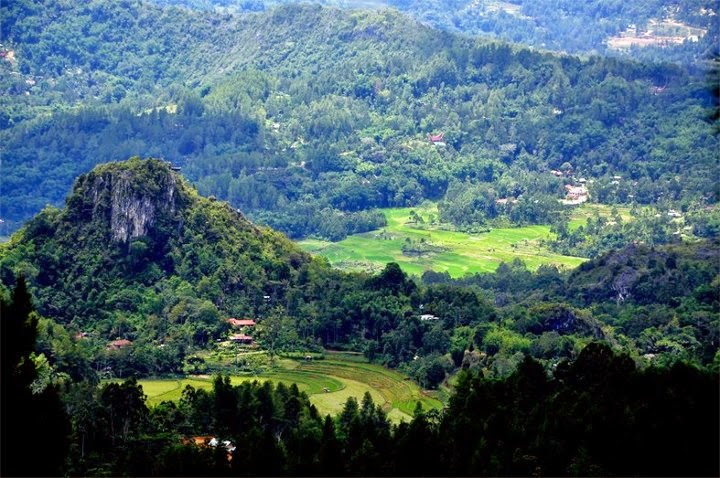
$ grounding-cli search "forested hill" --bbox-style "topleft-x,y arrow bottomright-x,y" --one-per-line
0,1 -> 440,125
1,159 -> 717,382
0,157 -> 717,422
1,2 -> 718,240
154,0 -> 720,65
0,158 -> 313,332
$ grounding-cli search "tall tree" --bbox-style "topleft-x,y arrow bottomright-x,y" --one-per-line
1,276 -> 69,476
257,307 -> 298,366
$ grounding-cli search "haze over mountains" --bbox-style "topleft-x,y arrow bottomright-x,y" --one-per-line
1,1 -> 717,242
155,0 -> 720,64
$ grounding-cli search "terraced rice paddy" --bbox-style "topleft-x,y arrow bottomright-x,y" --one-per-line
300,203 -> 586,277
134,357 -> 442,422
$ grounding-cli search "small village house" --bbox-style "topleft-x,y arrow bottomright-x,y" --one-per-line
227,318 -> 256,328
230,334 -> 253,344
107,339 -> 133,350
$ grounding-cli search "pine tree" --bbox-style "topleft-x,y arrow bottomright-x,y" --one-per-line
1,276 -> 69,476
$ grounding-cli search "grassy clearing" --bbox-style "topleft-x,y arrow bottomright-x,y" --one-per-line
308,376 -> 386,417
137,378 -> 215,405
568,203 -> 634,231
136,371 -> 344,407
300,203 -> 585,277
132,357 -> 440,422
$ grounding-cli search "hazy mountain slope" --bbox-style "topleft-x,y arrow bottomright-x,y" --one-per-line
1,2 -> 717,241
151,0 -> 720,64
0,0 -> 239,118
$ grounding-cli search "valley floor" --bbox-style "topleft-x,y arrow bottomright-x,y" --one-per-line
130,355 -> 442,423
298,203 -> 620,277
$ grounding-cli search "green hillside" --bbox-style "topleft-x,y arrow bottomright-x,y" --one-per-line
1,159 -> 717,476
3,158 -> 715,384
0,157 -> 314,343
1,2 -> 717,248
152,0 -> 720,64
1,2 -> 719,476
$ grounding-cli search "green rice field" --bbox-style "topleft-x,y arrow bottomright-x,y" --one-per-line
132,357 -> 442,423
299,203 -> 588,277
567,203 -> 633,231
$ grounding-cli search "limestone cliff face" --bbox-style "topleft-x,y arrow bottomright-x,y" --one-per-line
109,171 -> 177,242
80,159 -> 182,243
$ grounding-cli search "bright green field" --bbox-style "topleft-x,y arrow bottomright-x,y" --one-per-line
568,204 -> 634,231
132,358 -> 441,423
299,203 -> 586,277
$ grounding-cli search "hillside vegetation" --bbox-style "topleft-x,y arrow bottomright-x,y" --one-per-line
150,0 -> 720,64
1,159 -> 717,389
1,2 -> 718,475
1,2 -> 717,251
5,285 -> 718,476
0,157 -> 310,331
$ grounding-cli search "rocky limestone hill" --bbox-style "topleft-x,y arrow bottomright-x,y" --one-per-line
0,157 -> 314,335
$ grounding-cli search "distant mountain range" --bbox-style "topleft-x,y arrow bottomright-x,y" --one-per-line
151,0 -> 719,64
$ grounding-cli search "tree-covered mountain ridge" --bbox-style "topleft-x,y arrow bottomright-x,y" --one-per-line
2,1 -> 717,243
1,1 -> 447,125
152,0 -> 720,65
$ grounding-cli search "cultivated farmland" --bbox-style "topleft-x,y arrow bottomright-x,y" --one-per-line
133,356 -> 442,422
300,203 -> 586,277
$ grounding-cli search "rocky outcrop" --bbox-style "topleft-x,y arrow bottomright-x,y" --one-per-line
108,171 -> 177,243
80,159 -> 182,243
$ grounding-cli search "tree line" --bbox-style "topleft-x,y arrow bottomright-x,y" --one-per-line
2,279 -> 718,476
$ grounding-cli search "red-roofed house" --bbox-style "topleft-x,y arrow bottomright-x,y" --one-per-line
230,334 -> 253,344
227,318 -> 256,328
428,132 -> 444,143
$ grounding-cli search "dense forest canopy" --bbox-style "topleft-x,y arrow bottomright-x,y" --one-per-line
153,0 -> 720,65
3,279 -> 718,475
0,202 -> 720,476
1,2 -> 717,245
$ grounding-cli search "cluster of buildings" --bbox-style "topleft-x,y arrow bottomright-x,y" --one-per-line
227,318 -> 256,345
92,316 -> 259,351
562,184 -> 589,205
549,168 -> 591,205
181,436 -> 236,462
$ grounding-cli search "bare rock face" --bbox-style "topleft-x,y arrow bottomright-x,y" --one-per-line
110,172 -> 177,242
83,161 -> 180,243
